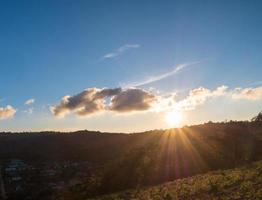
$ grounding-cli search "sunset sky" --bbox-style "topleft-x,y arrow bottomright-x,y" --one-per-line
0,0 -> 262,132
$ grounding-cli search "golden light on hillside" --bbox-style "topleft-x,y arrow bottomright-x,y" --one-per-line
165,109 -> 183,128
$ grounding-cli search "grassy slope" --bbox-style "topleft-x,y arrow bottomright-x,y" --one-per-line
91,161 -> 262,200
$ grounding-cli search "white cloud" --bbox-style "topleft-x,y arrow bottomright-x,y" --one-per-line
232,86 -> 262,100
175,85 -> 228,111
25,98 -> 35,105
102,44 -> 140,60
163,85 -> 262,112
0,105 -> 16,120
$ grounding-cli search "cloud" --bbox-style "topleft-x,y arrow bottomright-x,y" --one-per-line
109,88 -> 156,112
123,61 -> 202,88
94,88 -> 122,99
25,98 -> 35,105
166,85 -> 261,111
51,88 -> 108,117
24,108 -> 34,114
51,87 -> 157,117
51,85 -> 262,118
249,80 -> 262,86
232,86 -> 262,100
102,44 -> 140,60
0,105 -> 16,120
176,85 -> 228,111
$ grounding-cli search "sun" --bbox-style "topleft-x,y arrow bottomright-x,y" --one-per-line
165,110 -> 183,127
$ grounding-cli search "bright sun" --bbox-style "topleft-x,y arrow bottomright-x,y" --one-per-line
165,110 -> 183,127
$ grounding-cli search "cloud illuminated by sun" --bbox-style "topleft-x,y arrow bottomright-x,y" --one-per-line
165,110 -> 183,128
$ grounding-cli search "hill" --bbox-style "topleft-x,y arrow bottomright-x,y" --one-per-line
89,161 -> 262,200
1,120 -> 262,199
52,121 -> 262,199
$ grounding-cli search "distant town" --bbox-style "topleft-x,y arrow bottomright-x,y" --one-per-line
0,159 -> 96,199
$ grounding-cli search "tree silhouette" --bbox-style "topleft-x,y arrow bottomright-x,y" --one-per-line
251,111 -> 262,122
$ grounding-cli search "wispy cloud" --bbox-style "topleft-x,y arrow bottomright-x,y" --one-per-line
101,44 -> 140,60
25,98 -> 35,105
249,80 -> 262,87
123,60 -> 203,88
24,107 -> 34,114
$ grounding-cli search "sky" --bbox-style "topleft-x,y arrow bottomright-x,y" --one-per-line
0,0 -> 262,132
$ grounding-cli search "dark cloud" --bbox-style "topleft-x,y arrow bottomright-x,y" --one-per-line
109,88 -> 156,112
51,87 -> 156,117
94,88 -> 122,99
51,88 -> 105,117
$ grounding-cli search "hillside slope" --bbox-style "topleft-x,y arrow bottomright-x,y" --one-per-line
91,161 -> 262,200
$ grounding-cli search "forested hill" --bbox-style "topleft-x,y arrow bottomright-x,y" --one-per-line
1,121 -> 262,198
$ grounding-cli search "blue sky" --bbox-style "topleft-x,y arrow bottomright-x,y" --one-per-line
0,0 -> 262,132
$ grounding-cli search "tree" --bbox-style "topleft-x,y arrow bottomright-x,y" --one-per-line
251,111 -> 262,122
